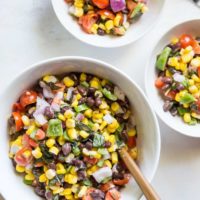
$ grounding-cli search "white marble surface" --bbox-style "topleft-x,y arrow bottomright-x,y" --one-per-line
1,0 -> 200,199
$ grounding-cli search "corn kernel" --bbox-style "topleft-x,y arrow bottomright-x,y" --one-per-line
82,117 -> 89,125
71,99 -> 78,107
26,125 -> 36,135
58,113 -> 65,121
104,160 -> 112,168
128,129 -> 136,137
80,73 -> 87,81
168,57 -> 179,67
183,103 -> 189,108
91,23 -> 99,34
57,136 -> 65,146
165,70 -> 172,77
179,62 -> 187,72
46,169 -> 56,180
39,174 -> 47,182
129,147 -> 138,159
43,75 -> 57,83
114,14 -> 121,27
111,102 -> 120,112
90,79 -> 99,89
99,121 -> 107,131
63,77 -> 75,87
43,165 -> 48,172
76,93 -> 82,101
171,37 -> 179,44
175,93 -> 181,102
92,123 -> 100,132
21,115 -> 30,126
65,194 -> 74,199
16,165 -> 25,173
99,23 -> 106,30
87,169 -> 93,176
102,131 -> 109,141
61,188 -> 72,196
99,100 -> 109,109
64,174 -> 78,184
74,0 -> 84,8
191,112 -> 200,119
46,138 -> 55,148
84,109 -> 93,118
53,187 -> 64,195
70,166 -> 77,175
108,135 -> 116,144
32,147 -> 42,159
71,184 -> 80,193
108,144 -> 117,152
141,4 -> 148,13
66,119 -> 75,128
92,111 -> 103,119
189,85 -> 198,94
49,146 -> 59,155
25,173 -> 35,181
191,57 -> 200,67
105,20 -> 114,31
68,128 -> 78,140
192,74 -> 200,82
111,152 -> 118,164
56,163 -> 66,174
90,165 -> 98,173
183,113 -> 191,123
188,79 -> 195,86
64,110 -> 75,119
79,130 -> 89,138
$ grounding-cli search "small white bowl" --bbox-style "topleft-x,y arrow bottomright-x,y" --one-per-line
51,0 -> 165,48
0,57 -> 160,200
145,19 -> 200,137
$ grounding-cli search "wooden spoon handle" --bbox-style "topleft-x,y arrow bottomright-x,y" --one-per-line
119,147 -> 160,200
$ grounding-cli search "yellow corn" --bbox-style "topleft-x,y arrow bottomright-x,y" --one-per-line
71,184 -> 80,194
87,169 -> 93,176
82,117 -> 89,125
71,99 -> 79,107
21,115 -> 30,126
60,188 -> 72,196
25,173 -> 35,181
64,174 -> 78,184
78,186 -> 88,198
79,130 -> 89,139
129,147 -> 138,159
43,75 -> 57,83
32,147 -> 42,159
102,131 -> 109,141
63,77 -> 75,87
90,165 -> 98,173
56,163 -> 66,174
189,85 -> 198,94
91,23 -> 99,34
108,144 -> 117,152
93,111 -> 103,119
43,165 -> 48,172
191,57 -> 200,67
66,119 -> 75,128
179,62 -> 187,72
39,174 -> 47,183
68,128 -> 78,140
65,194 -> 74,200
80,73 -> 86,81
128,128 -> 136,137
111,152 -> 118,164
57,136 -> 65,146
53,187 -> 64,195
16,165 -> 25,173
168,57 -> 179,68
165,70 -> 172,77
26,125 -> 36,135
70,166 -> 77,175
183,103 -> 189,108
191,112 -> 200,119
188,79 -> 195,86
108,135 -> 116,144
58,113 -> 65,121
192,74 -> 200,82
90,79 -> 99,89
46,138 -> 55,148
104,160 -> 112,168
46,169 -> 56,179
175,93 -> 181,102
113,14 -> 121,27
183,113 -> 191,123
171,37 -> 179,44
105,20 -> 114,31
49,146 -> 59,155
64,110 -> 75,119
99,23 -> 106,31
92,123 -> 100,132
99,121 -> 107,131
84,109 -> 93,118
111,102 -> 120,112
99,100 -> 109,109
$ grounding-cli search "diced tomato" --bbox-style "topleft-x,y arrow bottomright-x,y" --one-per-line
97,10 -> 115,20
165,90 -> 176,100
105,188 -> 120,200
20,90 -> 37,108
12,112 -> 23,131
180,34 -> 194,48
12,103 -> 24,112
22,134 -> 38,148
155,77 -> 165,89
14,147 -> 33,166
34,162 -> 45,167
42,123 -> 48,132
54,83 -> 65,93
127,136 -> 136,148
82,188 -> 95,200
113,174 -> 131,186
192,40 -> 200,54
127,0 -> 137,12
79,14 -> 99,34
35,129 -> 46,140
84,156 -> 98,165
100,181 -> 115,192
92,0 -> 109,9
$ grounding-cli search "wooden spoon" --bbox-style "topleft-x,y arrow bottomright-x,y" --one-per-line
118,147 -> 160,200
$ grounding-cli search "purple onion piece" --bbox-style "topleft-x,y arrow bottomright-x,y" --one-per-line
110,0 -> 126,13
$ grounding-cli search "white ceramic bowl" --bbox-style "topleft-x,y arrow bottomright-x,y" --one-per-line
0,57 -> 160,200
145,19 -> 200,137
51,0 -> 165,48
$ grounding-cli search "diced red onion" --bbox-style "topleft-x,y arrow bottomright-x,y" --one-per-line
173,73 -> 185,82
55,91 -> 64,100
114,86 -> 125,101
92,167 -> 112,183
39,81 -> 54,99
76,113 -> 85,121
35,97 -> 50,114
51,102 -> 60,112
66,87 -> 74,101
33,113 -> 47,125
110,0 -> 126,12
103,114 -> 114,124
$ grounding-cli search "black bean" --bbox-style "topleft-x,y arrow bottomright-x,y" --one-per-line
120,130 -> 128,142
8,116 -> 15,126
88,87 -> 96,96
34,186 -> 45,197
48,163 -> 56,170
116,163 -> 123,172
44,106 -> 54,119
62,143 -> 71,156
86,97 -> 95,107
170,107 -> 178,116
163,101 -> 174,112
85,141 -> 93,150
60,106 -> 70,114
73,89 -> 79,95
79,143 -> 85,149
104,84 -> 113,92
97,28 -> 105,36
79,97 -> 87,104
90,189 -> 105,199
46,98 -> 53,105
77,85 -> 87,96
95,97 -> 102,107
86,75 -> 93,82
78,170 -> 87,180
57,153 -> 66,163
176,83 -> 185,91
162,77 -> 172,84
104,141 -> 111,148
112,172 -> 124,179
62,121 -> 66,129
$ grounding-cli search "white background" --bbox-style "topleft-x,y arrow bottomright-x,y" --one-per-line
1,0 -> 200,199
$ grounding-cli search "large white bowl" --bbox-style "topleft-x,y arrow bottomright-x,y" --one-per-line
145,19 -> 200,137
51,0 -> 165,48
0,57 -> 160,200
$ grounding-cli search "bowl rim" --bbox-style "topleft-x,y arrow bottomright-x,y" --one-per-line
0,56 -> 160,197
51,0 -> 166,48
144,18 -> 200,137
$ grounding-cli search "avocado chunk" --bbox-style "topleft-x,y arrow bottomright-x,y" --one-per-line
156,47 -> 172,71
130,3 -> 143,19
